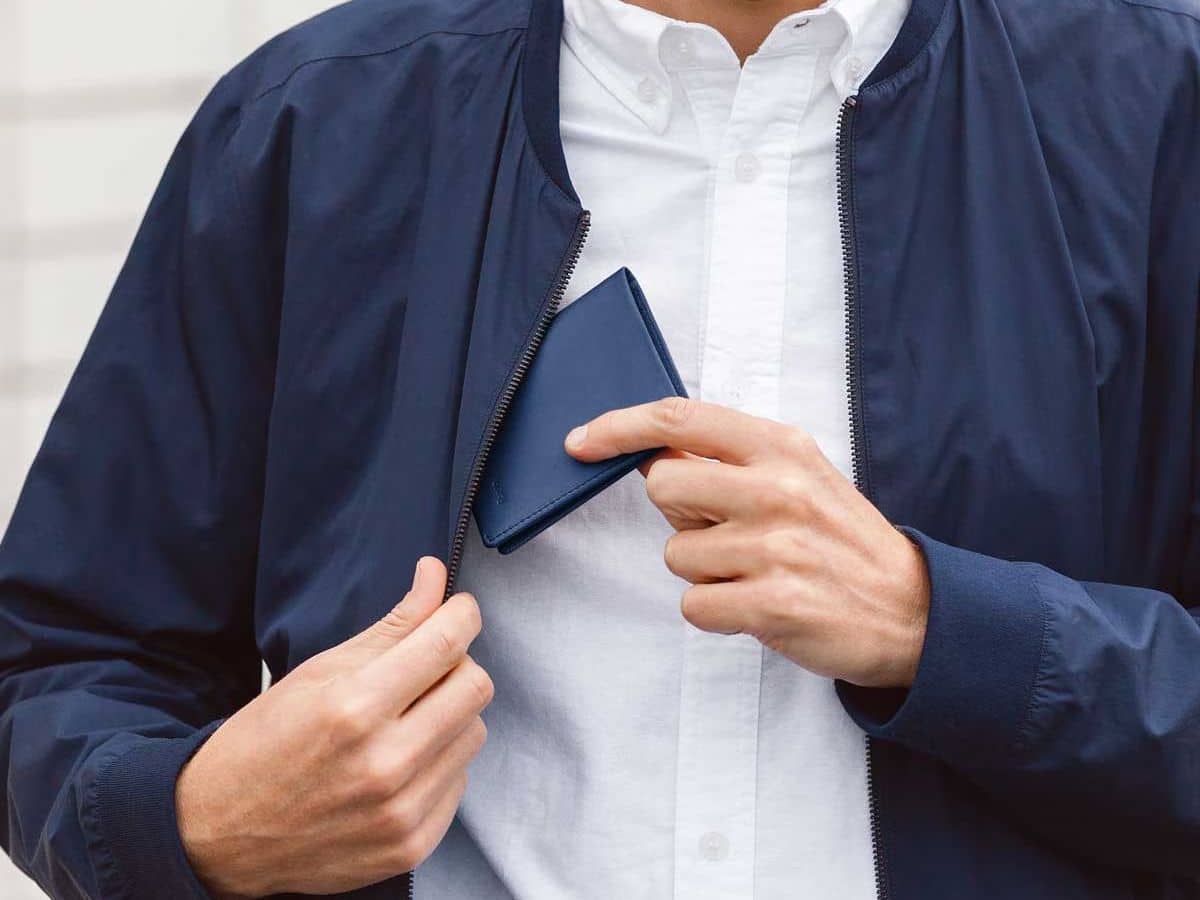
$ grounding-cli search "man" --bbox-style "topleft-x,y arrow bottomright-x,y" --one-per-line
0,0 -> 1197,897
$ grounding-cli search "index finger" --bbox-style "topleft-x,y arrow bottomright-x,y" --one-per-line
350,591 -> 482,717
565,397 -> 775,465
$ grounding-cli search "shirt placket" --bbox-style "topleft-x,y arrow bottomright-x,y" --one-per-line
670,36 -> 818,900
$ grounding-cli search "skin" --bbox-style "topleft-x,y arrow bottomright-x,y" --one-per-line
178,407 -> 929,899
177,401 -> 930,897
176,558 -> 492,897
565,398 -> 931,689
177,4 -> 918,892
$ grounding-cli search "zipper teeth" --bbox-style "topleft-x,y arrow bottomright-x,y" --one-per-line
413,100 -> 872,900
404,210 -> 590,900
864,734 -> 887,900
837,94 -> 889,900
442,210 -> 593,598
837,96 -> 867,495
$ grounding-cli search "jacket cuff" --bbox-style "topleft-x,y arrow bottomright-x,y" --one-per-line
836,529 -> 1048,767
85,721 -> 224,900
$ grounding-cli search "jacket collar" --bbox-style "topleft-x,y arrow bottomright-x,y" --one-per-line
522,0 -> 951,203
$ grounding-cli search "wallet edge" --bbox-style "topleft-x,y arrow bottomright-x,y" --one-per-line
477,268 -> 690,551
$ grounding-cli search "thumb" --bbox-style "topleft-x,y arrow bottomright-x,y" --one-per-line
350,556 -> 448,654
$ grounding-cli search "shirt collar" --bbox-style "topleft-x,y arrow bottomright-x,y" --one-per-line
829,0 -> 913,97
562,0 -> 679,133
561,0 -> 912,133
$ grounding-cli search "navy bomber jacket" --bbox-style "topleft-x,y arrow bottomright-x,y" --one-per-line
2,0 -> 1200,897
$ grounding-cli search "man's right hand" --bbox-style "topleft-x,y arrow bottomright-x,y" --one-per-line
175,557 -> 492,898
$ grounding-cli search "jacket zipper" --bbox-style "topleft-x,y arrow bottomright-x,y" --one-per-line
442,209 -> 592,599
406,97 -> 869,900
836,94 -> 889,900
402,209 -> 591,900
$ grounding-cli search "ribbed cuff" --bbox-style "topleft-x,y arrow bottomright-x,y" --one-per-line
837,529 -> 1048,767
85,721 -> 225,900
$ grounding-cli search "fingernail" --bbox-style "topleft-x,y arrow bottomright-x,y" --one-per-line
411,558 -> 425,592
566,425 -> 589,451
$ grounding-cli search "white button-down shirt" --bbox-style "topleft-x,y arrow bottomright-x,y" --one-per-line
416,0 -> 910,897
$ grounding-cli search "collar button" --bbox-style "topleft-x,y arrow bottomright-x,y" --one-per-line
665,34 -> 693,67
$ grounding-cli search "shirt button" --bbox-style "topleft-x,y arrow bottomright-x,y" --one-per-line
637,77 -> 659,103
846,56 -> 865,80
734,153 -> 760,183
699,831 -> 730,861
669,35 -> 693,65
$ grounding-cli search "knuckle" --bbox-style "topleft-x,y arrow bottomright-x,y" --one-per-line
418,695 -> 457,741
760,529 -> 800,567
431,628 -> 457,660
782,428 -> 820,461
760,575 -> 802,619
773,474 -> 809,509
653,396 -> 698,431
374,606 -> 414,641
776,584 -> 813,635
588,413 -> 614,442
389,741 -> 421,783
322,689 -> 372,739
663,534 -> 685,575
466,716 -> 489,753
358,750 -> 401,799
382,794 -> 422,837
451,593 -> 483,638
429,603 -> 478,659
644,466 -> 669,504
464,662 -> 495,708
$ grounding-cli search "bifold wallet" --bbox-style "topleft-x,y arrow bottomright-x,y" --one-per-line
474,268 -> 688,554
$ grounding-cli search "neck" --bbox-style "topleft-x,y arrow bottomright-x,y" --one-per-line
625,0 -> 826,61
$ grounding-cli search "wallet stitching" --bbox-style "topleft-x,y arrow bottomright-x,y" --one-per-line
487,453 -> 647,544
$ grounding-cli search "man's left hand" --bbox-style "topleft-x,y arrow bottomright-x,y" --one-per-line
565,398 -> 930,689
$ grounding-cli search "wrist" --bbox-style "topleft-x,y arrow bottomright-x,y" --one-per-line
896,531 -> 931,687
176,757 -> 264,899
878,529 -> 931,689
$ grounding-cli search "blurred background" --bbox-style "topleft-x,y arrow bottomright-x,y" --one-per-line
0,1 -> 337,894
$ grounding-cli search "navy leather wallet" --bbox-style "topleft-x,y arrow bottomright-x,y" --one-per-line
475,268 -> 688,554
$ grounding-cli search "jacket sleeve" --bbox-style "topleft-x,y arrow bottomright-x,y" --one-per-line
0,72 -> 277,899
838,531 -> 1200,877
838,31 -> 1200,879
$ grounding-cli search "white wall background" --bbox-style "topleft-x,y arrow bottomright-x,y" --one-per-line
0,2 -> 338,894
